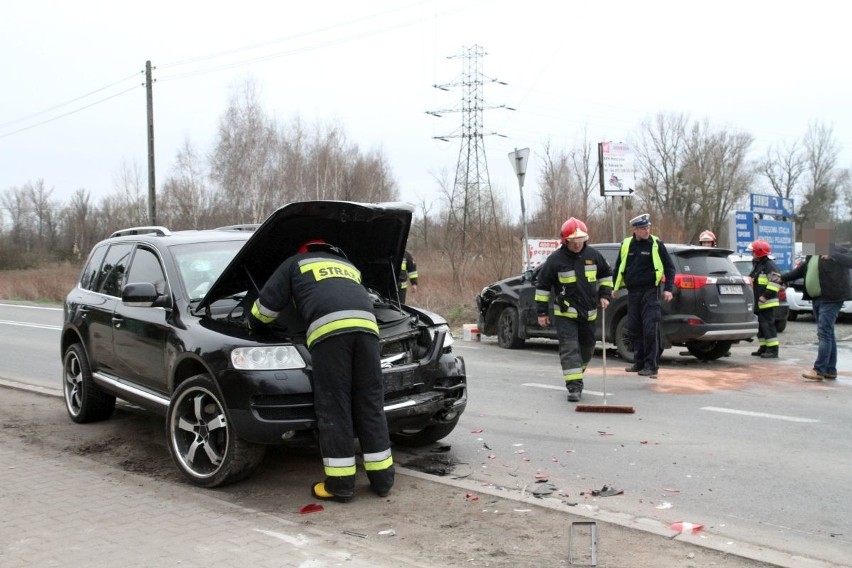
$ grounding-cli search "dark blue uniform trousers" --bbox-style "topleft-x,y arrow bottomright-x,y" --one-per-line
627,287 -> 662,371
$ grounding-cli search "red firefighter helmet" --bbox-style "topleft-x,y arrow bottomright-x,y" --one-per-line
698,230 -> 716,245
297,239 -> 326,254
560,217 -> 589,243
748,240 -> 771,258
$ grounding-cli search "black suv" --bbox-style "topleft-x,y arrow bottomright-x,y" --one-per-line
61,201 -> 467,488
476,243 -> 758,361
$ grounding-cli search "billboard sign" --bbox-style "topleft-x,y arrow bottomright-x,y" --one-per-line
734,211 -> 755,253
755,219 -> 795,271
598,142 -> 635,197
526,238 -> 560,270
750,193 -> 795,218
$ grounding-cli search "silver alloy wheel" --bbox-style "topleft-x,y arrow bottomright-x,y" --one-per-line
169,383 -> 229,479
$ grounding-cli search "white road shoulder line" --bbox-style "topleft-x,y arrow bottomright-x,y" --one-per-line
701,406 -> 819,423
0,320 -> 62,331
0,303 -> 62,311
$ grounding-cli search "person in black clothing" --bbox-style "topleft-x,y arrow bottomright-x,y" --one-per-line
248,240 -> 394,502
747,240 -> 781,358
776,224 -> 852,381
398,250 -> 418,304
535,218 -> 613,402
612,214 -> 676,378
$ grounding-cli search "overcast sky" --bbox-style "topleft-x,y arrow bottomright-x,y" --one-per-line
2,0 -> 849,222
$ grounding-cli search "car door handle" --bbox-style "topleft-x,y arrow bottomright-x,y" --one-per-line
112,316 -> 124,328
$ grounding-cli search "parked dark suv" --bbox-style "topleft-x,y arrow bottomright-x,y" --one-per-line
61,201 -> 467,488
476,243 -> 758,361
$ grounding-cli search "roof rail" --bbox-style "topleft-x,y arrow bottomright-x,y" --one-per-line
109,226 -> 172,238
215,224 -> 260,232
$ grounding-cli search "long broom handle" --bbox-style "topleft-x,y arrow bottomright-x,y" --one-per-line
601,305 -> 608,406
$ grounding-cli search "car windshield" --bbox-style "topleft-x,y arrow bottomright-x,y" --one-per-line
171,240 -> 246,301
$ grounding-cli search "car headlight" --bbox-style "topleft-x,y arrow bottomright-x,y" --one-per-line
231,346 -> 306,370
428,324 -> 455,349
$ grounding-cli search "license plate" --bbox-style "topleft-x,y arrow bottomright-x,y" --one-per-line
719,284 -> 743,295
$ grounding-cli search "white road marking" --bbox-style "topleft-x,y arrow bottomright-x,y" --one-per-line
0,320 -> 62,331
701,406 -> 819,423
0,303 -> 62,311
522,382 -> 607,397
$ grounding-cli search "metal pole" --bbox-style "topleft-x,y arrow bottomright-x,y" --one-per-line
145,60 -> 156,226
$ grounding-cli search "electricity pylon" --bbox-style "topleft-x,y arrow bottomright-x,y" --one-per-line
428,45 -> 513,253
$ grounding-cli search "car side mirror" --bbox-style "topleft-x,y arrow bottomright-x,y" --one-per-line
523,269 -> 534,282
122,282 -> 165,307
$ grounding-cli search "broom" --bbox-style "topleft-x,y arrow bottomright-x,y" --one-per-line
576,307 -> 635,414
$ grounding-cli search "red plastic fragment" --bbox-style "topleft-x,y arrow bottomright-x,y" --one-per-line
465,492 -> 480,502
471,429 -> 483,433
299,503 -> 324,514
663,488 -> 681,493
671,522 -> 703,534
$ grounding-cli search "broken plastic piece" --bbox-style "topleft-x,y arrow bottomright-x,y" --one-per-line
535,473 -> 550,480
299,503 -> 324,514
378,529 -> 396,537
430,445 -> 451,453
465,492 -> 480,502
470,429 -> 483,433
591,485 -> 623,497
656,501 -> 672,509
671,522 -> 704,534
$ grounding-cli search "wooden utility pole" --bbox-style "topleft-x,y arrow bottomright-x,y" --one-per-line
145,60 -> 156,225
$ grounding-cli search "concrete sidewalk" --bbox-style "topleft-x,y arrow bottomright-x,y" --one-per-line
0,435 -> 427,568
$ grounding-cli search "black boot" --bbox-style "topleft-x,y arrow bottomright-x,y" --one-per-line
566,380 -> 584,402
761,346 -> 779,359
751,346 -> 765,357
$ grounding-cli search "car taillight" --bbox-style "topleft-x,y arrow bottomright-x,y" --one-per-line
674,274 -> 710,289
778,287 -> 786,300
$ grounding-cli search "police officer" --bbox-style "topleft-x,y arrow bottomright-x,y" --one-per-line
613,214 -> 676,378
398,250 -> 418,303
248,240 -> 394,502
535,218 -> 613,402
748,240 -> 781,358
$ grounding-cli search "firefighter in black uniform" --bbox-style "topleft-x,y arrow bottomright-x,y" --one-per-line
748,239 -> 781,358
535,218 -> 614,402
248,240 -> 394,502
398,250 -> 418,303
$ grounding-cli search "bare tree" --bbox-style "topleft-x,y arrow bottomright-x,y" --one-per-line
758,140 -> 806,200
633,112 -> 690,236
160,139 -> 215,229
798,121 -> 849,227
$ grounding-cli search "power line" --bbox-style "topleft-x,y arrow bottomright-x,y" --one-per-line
0,72 -> 143,131
0,84 -> 142,139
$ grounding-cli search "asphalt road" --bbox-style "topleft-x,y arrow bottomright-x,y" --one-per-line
442,318 -> 852,566
2,301 -> 851,566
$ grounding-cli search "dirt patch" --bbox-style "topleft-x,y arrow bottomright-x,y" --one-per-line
1,386 -> 778,568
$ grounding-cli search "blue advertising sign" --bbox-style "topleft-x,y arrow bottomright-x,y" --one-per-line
734,211 -> 754,253
755,219 -> 795,271
750,193 -> 795,218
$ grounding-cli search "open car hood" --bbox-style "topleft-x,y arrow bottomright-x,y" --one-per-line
199,200 -> 413,311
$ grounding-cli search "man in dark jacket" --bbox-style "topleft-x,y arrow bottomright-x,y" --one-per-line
612,213 -> 676,379
398,250 -> 418,304
535,217 -> 613,402
748,240 -> 782,358
777,225 -> 852,381
248,240 -> 394,502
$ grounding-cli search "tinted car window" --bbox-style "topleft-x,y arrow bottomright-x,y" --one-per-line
675,254 -> 738,275
97,243 -> 133,297
126,246 -> 169,296
79,244 -> 108,291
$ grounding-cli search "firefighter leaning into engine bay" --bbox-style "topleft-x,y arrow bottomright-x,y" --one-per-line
248,240 -> 394,503
748,240 -> 781,359
535,218 -> 614,403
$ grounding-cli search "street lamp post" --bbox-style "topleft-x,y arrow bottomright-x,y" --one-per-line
509,147 -> 531,271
